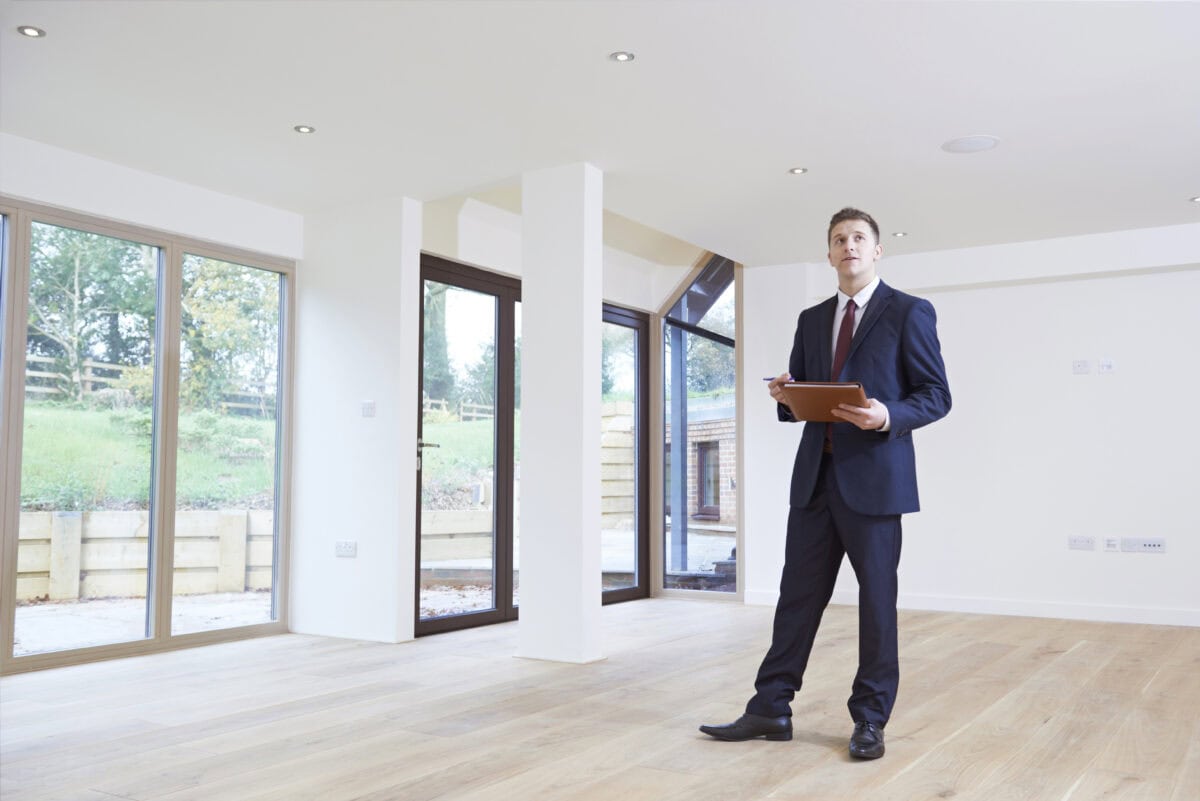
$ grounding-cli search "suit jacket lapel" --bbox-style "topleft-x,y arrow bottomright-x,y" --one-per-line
845,280 -> 893,366
816,295 -> 837,380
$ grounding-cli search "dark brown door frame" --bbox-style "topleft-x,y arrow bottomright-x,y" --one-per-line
601,304 -> 651,605
416,255 -> 520,636
416,257 -> 650,635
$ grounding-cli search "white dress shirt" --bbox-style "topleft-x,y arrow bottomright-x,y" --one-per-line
831,276 -> 889,431
831,275 -> 882,358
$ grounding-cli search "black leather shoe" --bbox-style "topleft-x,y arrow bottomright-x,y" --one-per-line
849,721 -> 885,759
699,713 -> 792,741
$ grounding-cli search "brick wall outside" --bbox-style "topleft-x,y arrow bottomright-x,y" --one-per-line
665,416 -> 737,527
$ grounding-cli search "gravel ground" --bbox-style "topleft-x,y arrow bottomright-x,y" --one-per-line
419,585 -> 495,619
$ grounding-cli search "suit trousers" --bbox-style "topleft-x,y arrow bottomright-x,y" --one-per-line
746,453 -> 903,727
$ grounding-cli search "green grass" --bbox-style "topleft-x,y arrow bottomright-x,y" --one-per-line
20,404 -> 276,510
419,413 -> 523,509
21,403 -> 576,511
22,405 -> 507,512
420,415 -> 519,481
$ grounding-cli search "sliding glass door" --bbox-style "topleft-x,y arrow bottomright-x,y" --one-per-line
171,253 -> 284,635
0,202 -> 293,671
13,222 -> 161,655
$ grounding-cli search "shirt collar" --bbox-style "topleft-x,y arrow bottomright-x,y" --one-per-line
837,275 -> 881,311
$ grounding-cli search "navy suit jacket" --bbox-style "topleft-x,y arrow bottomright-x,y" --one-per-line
781,280 -> 951,515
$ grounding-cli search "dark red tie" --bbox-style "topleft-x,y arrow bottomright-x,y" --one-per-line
825,299 -> 857,452
831,298 -> 857,380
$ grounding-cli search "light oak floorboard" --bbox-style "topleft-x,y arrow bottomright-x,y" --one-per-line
1,600 -> 1197,801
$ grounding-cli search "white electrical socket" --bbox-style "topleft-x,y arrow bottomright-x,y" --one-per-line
1067,535 -> 1095,551
1120,537 -> 1166,553
1103,537 -> 1120,552
1072,360 -> 1091,375
335,540 -> 358,558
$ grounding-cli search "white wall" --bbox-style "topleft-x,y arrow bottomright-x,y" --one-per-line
741,260 -> 808,604
0,134 -> 302,259
741,223 -> 1200,626
290,197 -> 421,643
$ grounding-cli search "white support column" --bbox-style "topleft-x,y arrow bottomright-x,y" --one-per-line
517,163 -> 604,663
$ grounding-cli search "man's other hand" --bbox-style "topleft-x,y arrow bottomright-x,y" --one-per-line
832,398 -> 889,431
768,373 -> 791,404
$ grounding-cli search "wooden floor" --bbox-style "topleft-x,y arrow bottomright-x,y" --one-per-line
1,599 -> 1198,801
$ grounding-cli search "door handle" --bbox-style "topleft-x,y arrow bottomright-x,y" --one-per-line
416,439 -> 439,471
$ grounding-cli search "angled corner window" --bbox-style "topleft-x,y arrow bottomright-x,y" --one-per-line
663,255 -> 737,593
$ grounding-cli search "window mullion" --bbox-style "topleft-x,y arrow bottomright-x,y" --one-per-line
148,242 -> 183,643
271,271 -> 295,626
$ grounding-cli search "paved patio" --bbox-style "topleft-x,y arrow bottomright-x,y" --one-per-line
14,531 -> 738,655
13,592 -> 272,657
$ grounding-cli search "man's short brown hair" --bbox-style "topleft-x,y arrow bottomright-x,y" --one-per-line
828,207 -> 880,245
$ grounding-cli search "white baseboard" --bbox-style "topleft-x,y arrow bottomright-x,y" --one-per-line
744,590 -> 781,607
743,588 -> 1199,627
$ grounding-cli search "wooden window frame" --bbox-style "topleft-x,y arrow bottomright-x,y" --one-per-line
0,196 -> 295,675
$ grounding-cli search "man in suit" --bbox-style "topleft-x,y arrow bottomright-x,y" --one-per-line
700,207 -> 951,759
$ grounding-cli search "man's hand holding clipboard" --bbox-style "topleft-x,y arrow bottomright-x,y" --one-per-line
766,373 -> 890,430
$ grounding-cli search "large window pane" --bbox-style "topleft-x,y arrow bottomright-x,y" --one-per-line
664,325 -> 737,593
14,222 -> 159,655
419,280 -> 498,620
171,254 -> 282,635
698,282 -> 735,340
602,321 -> 638,591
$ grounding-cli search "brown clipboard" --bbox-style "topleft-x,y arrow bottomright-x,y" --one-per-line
778,381 -> 868,422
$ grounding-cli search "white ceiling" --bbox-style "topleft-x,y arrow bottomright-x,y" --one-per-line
1,0 -> 1197,265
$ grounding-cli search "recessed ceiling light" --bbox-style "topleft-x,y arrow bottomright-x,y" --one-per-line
609,51 -> 635,62
1191,196 -> 1200,203
788,167 -> 808,175
293,125 -> 316,134
17,25 -> 46,38
892,232 -> 908,238
941,134 -> 1000,154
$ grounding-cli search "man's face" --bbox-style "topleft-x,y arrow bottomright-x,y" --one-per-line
827,220 -> 882,289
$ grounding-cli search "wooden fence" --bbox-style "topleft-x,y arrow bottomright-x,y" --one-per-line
24,354 -> 125,396
600,401 -> 635,527
15,510 -> 274,602
12,403 -> 636,600
423,397 -> 494,421
24,354 -> 273,415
